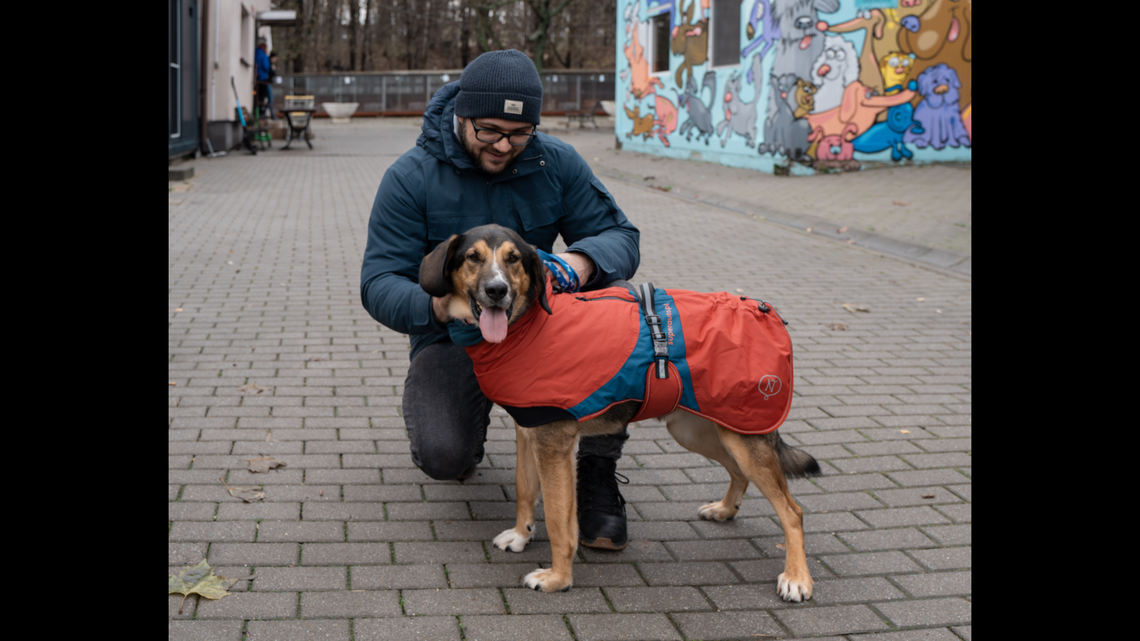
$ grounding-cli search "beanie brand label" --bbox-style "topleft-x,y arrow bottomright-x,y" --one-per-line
503,100 -> 524,115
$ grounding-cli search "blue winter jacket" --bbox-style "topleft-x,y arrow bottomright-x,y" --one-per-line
255,47 -> 270,81
360,82 -> 641,360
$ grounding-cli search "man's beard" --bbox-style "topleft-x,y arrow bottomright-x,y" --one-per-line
458,120 -> 515,175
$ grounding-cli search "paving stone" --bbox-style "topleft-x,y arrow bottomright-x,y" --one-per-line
353,616 -> 461,641
802,512 -> 871,533
821,549 -> 927,577
168,521 -> 256,542
168,502 -> 217,521
253,566 -> 346,591
304,469 -> 382,484
402,588 -> 506,615
216,501 -> 300,520
386,501 -> 472,521
169,542 -> 208,565
351,564 -> 448,589
909,546 -> 971,570
565,563 -> 646,587
504,586 -> 612,613
952,625 -> 971,640
703,583 -> 810,610
257,520 -> 345,542
670,611 -> 787,640
168,620 -> 244,641
462,614 -> 573,641
208,542 -> 299,566
638,562 -> 739,586
814,473 -> 899,492
811,577 -> 908,605
434,520 -> 540,542
195,591 -> 298,619
299,590 -> 402,618
921,524 -> 971,546
830,456 -> 915,474
580,539 -> 674,563
346,521 -> 435,541
773,604 -> 892,636
729,558 -> 834,583
688,517 -> 783,539
395,541 -> 489,564
886,469 -> 970,487
871,486 -> 963,507
244,620 -> 351,640
935,503 -> 971,523
301,502 -> 387,521
753,533 -> 852,557
891,570 -> 971,597
662,539 -> 762,561
848,629 -> 963,641
445,563 -> 539,588
798,492 -> 884,513
566,613 -> 683,640
874,597 -> 971,628
605,586 -> 713,612
838,528 -> 939,552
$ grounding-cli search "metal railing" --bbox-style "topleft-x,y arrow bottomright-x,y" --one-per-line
272,70 -> 614,117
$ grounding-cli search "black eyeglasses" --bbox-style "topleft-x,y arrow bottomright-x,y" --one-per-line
471,120 -> 537,147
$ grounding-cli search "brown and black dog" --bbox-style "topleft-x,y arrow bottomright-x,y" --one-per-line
420,224 -> 820,601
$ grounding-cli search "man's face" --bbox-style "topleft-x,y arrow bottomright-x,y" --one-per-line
458,117 -> 532,175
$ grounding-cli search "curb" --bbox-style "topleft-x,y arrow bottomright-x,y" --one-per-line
592,166 -> 971,277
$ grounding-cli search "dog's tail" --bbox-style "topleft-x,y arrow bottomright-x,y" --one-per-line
770,432 -> 822,479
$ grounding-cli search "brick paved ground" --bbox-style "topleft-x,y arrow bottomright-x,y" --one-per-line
170,118 -> 970,640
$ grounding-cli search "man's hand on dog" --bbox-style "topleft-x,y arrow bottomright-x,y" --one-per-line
544,252 -> 595,291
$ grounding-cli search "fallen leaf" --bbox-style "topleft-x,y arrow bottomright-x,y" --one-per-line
238,382 -> 270,394
169,382 -> 177,386
175,308 -> 183,312
775,543 -> 785,550
265,430 -> 276,442
319,489 -> 324,496
916,297 -> 926,302
892,200 -> 910,206
242,456 -> 287,473
837,226 -> 849,234
826,323 -> 848,331
922,494 -> 935,499
309,356 -> 323,362
841,303 -> 870,313
735,288 -> 745,293
900,429 -> 911,434
220,477 -> 265,502
644,176 -> 656,181
805,227 -> 814,232
935,309 -> 943,314
169,560 -> 233,614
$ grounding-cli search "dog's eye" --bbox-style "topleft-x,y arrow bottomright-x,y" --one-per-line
506,254 -> 520,264
466,252 -> 481,263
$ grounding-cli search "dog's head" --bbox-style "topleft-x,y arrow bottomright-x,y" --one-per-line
419,224 -> 552,343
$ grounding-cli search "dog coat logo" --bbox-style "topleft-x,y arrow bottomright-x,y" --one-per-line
503,100 -> 523,115
758,375 -> 782,400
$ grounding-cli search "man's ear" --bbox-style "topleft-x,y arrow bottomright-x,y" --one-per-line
419,234 -> 462,297
525,247 -> 553,315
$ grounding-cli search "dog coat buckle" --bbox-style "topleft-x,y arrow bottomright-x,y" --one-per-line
637,282 -> 671,379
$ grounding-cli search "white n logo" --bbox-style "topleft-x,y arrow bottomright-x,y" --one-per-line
758,375 -> 782,400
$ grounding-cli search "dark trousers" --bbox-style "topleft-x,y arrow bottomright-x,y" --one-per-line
403,340 -> 629,480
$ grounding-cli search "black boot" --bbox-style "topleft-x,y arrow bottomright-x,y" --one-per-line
576,455 -> 629,550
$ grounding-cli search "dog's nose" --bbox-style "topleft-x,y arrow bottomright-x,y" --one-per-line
485,281 -> 508,302
934,84 -> 949,95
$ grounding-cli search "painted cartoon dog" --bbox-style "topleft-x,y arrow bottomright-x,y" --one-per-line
904,64 -> 970,150
419,224 -> 821,601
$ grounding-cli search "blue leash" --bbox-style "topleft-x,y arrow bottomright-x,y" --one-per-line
536,249 -> 580,293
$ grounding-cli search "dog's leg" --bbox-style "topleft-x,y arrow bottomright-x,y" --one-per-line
716,426 -> 813,603
522,421 -> 579,593
666,412 -> 750,521
494,422 -> 541,553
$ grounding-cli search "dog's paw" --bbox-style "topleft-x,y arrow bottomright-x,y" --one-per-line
493,527 -> 532,553
698,500 -> 739,521
522,568 -> 573,593
777,572 -> 813,603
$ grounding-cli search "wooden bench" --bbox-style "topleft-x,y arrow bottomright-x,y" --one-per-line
565,99 -> 600,129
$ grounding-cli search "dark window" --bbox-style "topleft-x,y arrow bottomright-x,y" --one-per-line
652,13 -> 670,74
711,0 -> 741,67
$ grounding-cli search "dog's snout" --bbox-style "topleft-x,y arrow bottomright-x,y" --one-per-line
485,281 -> 508,302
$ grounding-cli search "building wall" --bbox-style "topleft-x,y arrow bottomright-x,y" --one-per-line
203,0 -> 274,151
615,0 -> 971,174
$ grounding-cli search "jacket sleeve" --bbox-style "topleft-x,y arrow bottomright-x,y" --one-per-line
360,163 -> 447,337
556,150 -> 641,290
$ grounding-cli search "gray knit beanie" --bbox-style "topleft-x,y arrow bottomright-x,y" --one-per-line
455,50 -> 543,126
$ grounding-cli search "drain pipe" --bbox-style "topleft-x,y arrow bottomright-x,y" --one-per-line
200,0 -> 210,155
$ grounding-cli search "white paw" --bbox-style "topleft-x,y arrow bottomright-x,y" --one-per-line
493,527 -> 532,553
777,572 -> 813,602
698,500 -> 738,521
523,568 -> 572,592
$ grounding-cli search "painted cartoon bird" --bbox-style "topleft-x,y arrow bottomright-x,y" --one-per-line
880,52 -> 916,93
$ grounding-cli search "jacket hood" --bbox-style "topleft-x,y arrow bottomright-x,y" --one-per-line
418,82 -> 477,170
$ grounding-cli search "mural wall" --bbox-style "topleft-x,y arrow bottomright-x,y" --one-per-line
615,0 -> 971,174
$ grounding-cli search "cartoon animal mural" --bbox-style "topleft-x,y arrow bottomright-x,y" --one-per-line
670,0 -> 710,89
716,54 -> 764,148
904,63 -> 970,150
615,0 -> 971,173
742,0 -> 780,83
677,71 -> 716,144
757,73 -> 811,158
623,2 -> 664,101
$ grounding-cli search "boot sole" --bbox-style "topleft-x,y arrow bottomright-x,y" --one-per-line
579,536 -> 628,551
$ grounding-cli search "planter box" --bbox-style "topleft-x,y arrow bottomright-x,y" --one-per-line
322,102 -> 359,123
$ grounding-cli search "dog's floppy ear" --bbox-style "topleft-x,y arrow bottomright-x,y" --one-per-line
522,243 -> 553,316
419,234 -> 462,297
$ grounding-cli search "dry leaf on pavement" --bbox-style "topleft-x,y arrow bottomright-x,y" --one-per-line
826,323 -> 849,331
169,560 -> 232,614
841,303 -> 870,313
837,226 -> 849,234
238,382 -> 270,394
892,200 -> 910,206
242,455 -> 287,473
220,477 -> 265,502
922,494 -> 935,499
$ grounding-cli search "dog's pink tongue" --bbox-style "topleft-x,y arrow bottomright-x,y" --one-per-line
480,308 -> 509,343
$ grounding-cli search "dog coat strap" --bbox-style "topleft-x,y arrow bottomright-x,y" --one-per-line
630,360 -> 682,423
637,282 -> 670,379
